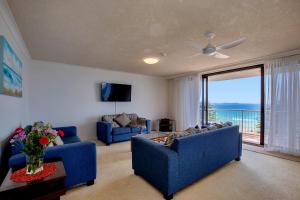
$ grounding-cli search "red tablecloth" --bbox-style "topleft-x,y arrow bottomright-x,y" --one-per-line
10,163 -> 57,183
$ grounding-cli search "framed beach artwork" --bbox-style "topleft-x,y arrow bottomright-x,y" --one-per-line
0,35 -> 22,97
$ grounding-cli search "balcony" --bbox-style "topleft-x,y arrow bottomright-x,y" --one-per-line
208,109 -> 261,144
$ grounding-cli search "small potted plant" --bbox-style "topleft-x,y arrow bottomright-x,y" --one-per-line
10,122 -> 64,174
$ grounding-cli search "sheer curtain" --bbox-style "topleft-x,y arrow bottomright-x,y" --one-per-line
265,55 -> 300,155
170,74 -> 201,131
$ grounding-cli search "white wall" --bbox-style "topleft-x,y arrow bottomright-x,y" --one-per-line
0,0 -> 30,160
28,60 -> 168,140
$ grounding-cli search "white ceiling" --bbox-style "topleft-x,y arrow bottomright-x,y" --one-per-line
8,0 -> 300,77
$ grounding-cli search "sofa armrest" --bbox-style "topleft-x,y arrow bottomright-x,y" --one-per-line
146,120 -> 151,133
9,141 -> 97,187
97,122 -> 113,144
45,141 -> 97,187
9,153 -> 26,169
53,126 -> 77,137
238,132 -> 242,158
131,136 -> 178,196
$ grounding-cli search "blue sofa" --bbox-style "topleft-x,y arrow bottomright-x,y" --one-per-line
97,114 -> 151,145
131,125 -> 242,200
9,126 -> 97,188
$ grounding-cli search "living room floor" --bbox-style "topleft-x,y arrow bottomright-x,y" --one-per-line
62,141 -> 300,200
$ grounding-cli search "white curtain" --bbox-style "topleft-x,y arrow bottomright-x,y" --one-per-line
265,55 -> 300,155
170,74 -> 201,131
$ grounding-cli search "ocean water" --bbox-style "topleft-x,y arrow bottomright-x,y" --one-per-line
212,103 -> 260,110
209,103 -> 261,133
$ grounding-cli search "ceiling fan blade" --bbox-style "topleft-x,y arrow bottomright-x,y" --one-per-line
213,52 -> 229,59
187,52 -> 203,58
216,37 -> 246,50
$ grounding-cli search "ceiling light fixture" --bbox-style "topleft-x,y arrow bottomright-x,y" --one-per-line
143,57 -> 160,64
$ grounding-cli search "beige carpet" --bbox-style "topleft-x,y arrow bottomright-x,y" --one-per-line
243,144 -> 300,162
62,141 -> 300,200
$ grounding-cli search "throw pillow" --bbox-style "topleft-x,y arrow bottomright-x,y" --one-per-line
165,126 -> 209,147
222,121 -> 233,127
53,135 -> 64,145
164,131 -> 194,147
200,128 -> 208,133
103,115 -> 120,128
206,122 -> 233,130
207,124 -> 218,130
164,133 -> 177,147
114,113 -> 131,127
127,113 -> 138,121
48,142 -> 54,147
185,127 -> 195,134
185,126 -> 202,134
128,119 -> 138,128
214,123 -> 224,128
137,117 -> 147,129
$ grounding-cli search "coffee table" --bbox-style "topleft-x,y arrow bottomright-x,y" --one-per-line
135,131 -> 170,143
0,161 -> 66,200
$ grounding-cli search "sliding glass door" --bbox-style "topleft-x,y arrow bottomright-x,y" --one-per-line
202,65 -> 264,145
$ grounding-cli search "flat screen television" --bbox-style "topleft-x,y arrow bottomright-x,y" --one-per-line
101,82 -> 131,102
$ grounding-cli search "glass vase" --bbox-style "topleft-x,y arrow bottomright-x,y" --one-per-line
26,154 -> 44,174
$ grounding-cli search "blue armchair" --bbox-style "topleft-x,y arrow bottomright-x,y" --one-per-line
97,114 -> 151,145
9,126 -> 97,188
132,126 -> 242,199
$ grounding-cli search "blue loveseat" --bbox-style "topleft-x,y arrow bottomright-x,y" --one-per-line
97,113 -> 151,145
131,125 -> 242,200
9,126 -> 97,188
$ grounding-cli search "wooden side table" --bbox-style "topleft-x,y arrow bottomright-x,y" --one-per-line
0,161 -> 66,200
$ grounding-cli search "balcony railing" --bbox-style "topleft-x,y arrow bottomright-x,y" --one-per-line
207,109 -> 261,134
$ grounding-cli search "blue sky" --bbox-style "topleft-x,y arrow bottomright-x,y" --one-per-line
208,76 -> 260,104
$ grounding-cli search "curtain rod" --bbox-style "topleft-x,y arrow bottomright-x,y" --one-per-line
167,49 -> 300,80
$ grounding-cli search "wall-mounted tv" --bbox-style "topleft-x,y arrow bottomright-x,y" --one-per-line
101,82 -> 131,102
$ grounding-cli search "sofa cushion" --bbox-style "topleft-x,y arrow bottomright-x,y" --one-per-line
62,136 -> 81,144
131,127 -> 142,133
113,132 -> 137,142
102,113 -> 137,120
102,115 -> 120,128
54,135 -> 64,145
207,122 -> 233,130
114,113 -> 131,127
137,118 -> 147,129
128,119 -> 138,128
127,113 -> 138,121
185,127 -> 201,134
165,131 -> 193,147
164,128 -> 208,147
112,127 -> 131,135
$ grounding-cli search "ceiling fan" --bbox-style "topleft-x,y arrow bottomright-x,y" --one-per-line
189,32 -> 246,59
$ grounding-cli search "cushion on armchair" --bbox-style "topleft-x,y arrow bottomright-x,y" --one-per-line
54,136 -> 64,145
112,127 -> 131,135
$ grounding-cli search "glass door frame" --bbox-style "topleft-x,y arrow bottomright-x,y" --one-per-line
201,64 -> 265,146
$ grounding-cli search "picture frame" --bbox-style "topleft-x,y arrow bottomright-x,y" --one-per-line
0,35 -> 22,97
